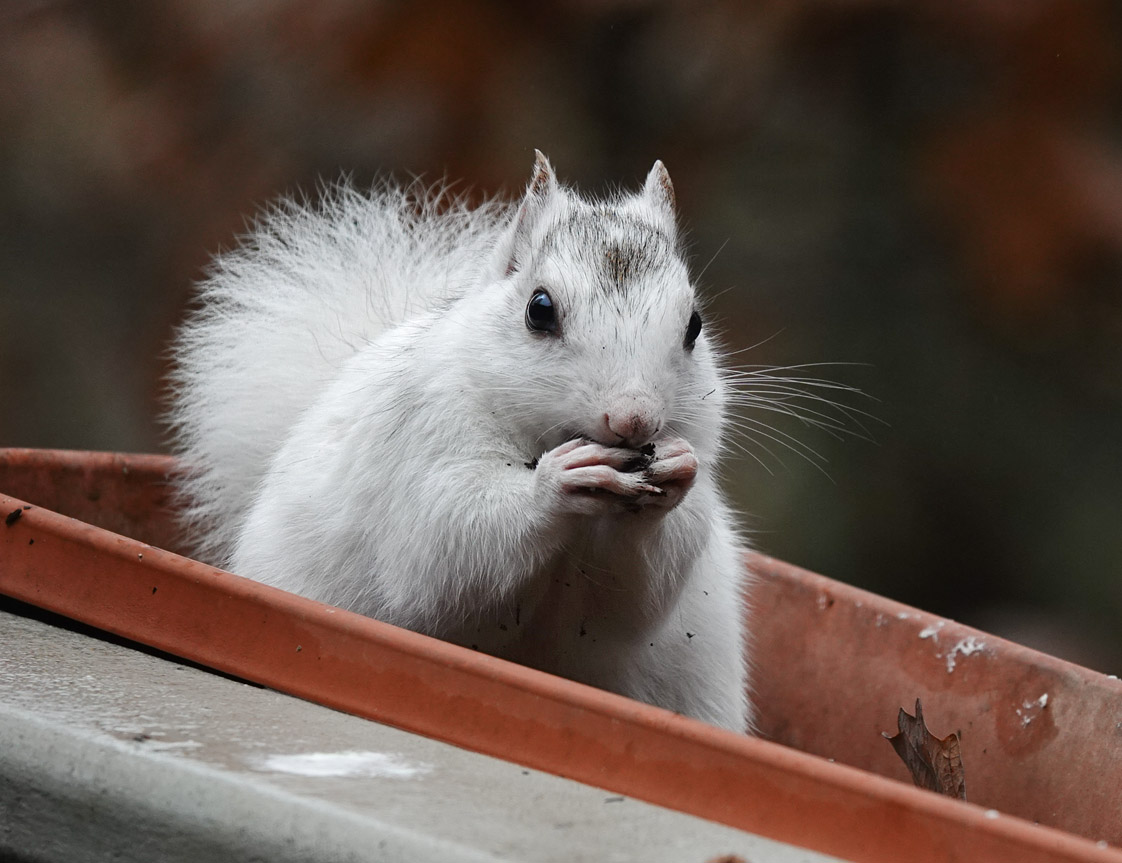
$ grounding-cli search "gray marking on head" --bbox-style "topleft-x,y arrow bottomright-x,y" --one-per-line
602,241 -> 655,291
540,210 -> 678,295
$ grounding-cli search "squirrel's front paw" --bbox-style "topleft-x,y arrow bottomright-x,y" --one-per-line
531,437 -> 698,516
533,439 -> 664,516
636,437 -> 698,509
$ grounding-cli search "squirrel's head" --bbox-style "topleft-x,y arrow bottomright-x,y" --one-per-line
473,151 -> 725,460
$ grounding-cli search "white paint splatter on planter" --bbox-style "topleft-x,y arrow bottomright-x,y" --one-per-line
943,636 -> 987,673
1015,693 -> 1050,726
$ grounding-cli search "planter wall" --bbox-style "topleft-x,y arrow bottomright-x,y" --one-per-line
1,448 -> 1119,863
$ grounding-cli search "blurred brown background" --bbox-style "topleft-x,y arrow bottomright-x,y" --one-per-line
2,1 -> 1120,671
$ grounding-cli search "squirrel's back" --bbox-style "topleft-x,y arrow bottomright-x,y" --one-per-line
166,182 -> 509,565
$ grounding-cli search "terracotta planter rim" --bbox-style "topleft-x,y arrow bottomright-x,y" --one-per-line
1,448 -> 1119,863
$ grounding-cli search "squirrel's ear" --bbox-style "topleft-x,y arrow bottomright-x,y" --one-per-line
495,150 -> 558,278
527,149 -> 558,199
643,160 -> 677,231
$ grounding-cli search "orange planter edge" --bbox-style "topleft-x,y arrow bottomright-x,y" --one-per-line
2,448 -> 1122,857
0,449 -> 1119,863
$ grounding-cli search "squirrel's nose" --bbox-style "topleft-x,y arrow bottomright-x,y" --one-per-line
603,403 -> 661,448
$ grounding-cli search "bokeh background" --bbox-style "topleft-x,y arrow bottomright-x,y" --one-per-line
2,1 -> 1120,671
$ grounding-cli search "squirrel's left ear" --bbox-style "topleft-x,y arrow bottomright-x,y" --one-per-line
493,150 -> 559,279
643,160 -> 677,230
527,149 -> 558,199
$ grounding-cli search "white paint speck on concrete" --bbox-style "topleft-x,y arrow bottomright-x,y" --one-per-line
259,750 -> 430,779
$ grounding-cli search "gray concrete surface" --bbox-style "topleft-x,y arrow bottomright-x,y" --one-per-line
0,607 -> 849,863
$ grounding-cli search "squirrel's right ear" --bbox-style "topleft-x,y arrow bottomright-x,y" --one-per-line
494,150 -> 558,278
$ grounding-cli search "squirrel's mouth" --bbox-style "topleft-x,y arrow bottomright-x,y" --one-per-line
553,428 -> 660,453
523,430 -> 658,474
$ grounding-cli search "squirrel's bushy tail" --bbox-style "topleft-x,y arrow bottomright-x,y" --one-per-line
165,180 -> 506,565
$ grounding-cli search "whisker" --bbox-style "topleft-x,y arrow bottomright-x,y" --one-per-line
717,331 -> 787,357
720,432 -> 778,476
725,386 -> 874,430
723,415 -> 828,464
727,398 -> 854,439
693,237 -> 729,284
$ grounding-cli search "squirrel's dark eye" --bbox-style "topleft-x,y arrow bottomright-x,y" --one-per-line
684,310 -> 703,349
525,289 -> 557,333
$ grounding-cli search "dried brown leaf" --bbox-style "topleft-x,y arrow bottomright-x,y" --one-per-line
883,698 -> 967,801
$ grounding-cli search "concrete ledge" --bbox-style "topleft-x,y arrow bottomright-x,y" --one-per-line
1,705 -> 493,863
0,608 -> 844,863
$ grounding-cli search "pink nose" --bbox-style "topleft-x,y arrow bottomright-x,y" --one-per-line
604,410 -> 660,447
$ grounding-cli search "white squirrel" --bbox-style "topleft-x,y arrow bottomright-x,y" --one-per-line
168,151 -> 752,732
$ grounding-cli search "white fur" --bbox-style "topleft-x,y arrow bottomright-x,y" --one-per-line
167,153 -> 752,732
